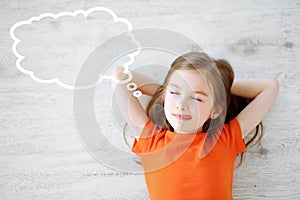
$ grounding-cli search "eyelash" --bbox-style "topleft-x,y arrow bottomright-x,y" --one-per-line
192,97 -> 203,102
169,91 -> 203,102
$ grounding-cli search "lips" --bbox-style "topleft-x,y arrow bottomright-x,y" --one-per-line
172,113 -> 192,121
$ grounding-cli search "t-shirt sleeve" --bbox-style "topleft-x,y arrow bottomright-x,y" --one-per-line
132,119 -> 163,154
225,118 -> 246,154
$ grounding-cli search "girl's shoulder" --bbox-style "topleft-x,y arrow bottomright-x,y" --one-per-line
220,118 -> 246,154
223,118 -> 241,134
132,119 -> 168,153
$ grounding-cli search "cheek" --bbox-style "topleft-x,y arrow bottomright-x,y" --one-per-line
163,95 -> 172,114
192,103 -> 212,119
164,93 -> 176,107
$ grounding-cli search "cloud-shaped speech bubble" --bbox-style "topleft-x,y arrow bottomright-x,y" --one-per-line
10,7 -> 140,90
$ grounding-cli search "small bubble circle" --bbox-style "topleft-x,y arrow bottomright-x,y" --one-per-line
126,82 -> 138,91
133,90 -> 142,97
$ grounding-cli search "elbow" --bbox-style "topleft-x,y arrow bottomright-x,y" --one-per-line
111,66 -> 126,86
272,79 -> 279,91
112,66 -> 125,79
267,79 -> 279,96
111,66 -> 123,88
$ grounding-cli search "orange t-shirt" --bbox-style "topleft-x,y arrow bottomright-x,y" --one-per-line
132,118 -> 246,200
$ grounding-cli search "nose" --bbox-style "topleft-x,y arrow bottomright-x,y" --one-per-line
176,105 -> 187,111
176,97 -> 188,111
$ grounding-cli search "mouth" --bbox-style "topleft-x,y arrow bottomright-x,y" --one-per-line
172,113 -> 192,121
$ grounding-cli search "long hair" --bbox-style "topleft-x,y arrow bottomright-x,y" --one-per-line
124,52 -> 263,166
146,52 -> 227,137
214,59 -> 263,167
145,52 -> 228,158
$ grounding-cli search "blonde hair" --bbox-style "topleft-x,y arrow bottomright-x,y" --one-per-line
124,52 -> 263,166
146,52 -> 227,136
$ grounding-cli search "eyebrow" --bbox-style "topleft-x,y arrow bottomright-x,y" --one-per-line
169,83 -> 208,96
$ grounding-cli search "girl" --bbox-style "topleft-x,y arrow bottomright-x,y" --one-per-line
112,52 -> 279,200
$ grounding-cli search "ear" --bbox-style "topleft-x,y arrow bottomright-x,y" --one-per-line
210,105 -> 224,119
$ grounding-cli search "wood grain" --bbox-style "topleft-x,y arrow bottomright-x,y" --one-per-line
1,0 -> 299,199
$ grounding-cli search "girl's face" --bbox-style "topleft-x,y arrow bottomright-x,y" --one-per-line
164,69 -> 214,134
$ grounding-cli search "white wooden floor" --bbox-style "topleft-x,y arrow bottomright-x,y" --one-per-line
1,0 -> 300,199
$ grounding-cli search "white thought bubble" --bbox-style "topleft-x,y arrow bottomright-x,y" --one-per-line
10,7 -> 141,90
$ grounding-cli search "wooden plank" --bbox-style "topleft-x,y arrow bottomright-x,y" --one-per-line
1,0 -> 299,199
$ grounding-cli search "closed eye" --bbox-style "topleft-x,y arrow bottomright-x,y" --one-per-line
192,97 -> 203,102
170,91 -> 180,95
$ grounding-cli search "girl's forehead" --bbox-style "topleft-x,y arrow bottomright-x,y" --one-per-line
167,70 -> 209,91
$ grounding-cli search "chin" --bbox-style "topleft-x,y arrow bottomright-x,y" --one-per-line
172,124 -> 197,134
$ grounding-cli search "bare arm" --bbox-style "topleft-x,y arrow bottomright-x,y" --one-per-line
231,79 -> 279,138
111,67 -> 160,138
128,70 -> 161,96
